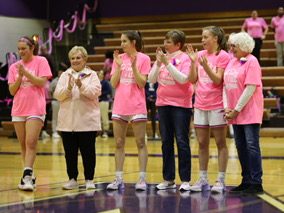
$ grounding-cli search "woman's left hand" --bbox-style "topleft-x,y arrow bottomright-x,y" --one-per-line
75,78 -> 82,88
159,52 -> 169,66
224,109 -> 239,120
17,64 -> 26,76
199,56 -> 209,70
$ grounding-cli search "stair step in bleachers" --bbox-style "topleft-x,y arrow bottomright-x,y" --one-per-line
262,67 -> 284,76
104,34 -> 274,47
96,17 -> 273,32
262,76 -> 284,87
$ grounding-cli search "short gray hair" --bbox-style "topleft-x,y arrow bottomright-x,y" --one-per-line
68,46 -> 88,61
230,32 -> 255,53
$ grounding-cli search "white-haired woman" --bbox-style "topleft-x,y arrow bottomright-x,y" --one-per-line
223,32 -> 264,194
54,46 -> 101,190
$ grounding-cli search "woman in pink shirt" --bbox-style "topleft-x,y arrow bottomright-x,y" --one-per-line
242,10 -> 268,62
187,26 -> 230,193
8,36 -> 52,191
224,32 -> 264,194
54,46 -> 101,190
149,30 -> 194,191
106,31 -> 151,191
271,7 -> 284,66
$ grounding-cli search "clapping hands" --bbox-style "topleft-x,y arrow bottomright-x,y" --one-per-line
113,50 -> 122,67
156,47 -> 169,66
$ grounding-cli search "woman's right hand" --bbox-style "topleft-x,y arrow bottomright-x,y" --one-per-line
113,50 -> 122,67
68,74 -> 74,90
155,47 -> 163,67
17,64 -> 25,78
186,44 -> 198,63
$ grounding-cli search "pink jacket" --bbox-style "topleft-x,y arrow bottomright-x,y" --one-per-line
54,67 -> 101,131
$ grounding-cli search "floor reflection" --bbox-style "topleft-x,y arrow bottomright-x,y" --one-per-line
0,183 -> 281,213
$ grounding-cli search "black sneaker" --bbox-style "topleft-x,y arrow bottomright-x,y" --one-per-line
230,183 -> 250,193
18,176 -> 34,191
243,184 -> 263,194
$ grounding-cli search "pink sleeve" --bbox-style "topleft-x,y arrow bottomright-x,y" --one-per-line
261,18 -> 268,29
110,60 -> 117,76
271,17 -> 276,28
139,55 -> 151,75
8,63 -> 17,84
216,51 -> 230,69
53,71 -> 72,101
38,57 -> 52,78
244,59 -> 262,86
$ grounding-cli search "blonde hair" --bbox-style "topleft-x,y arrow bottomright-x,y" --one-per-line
68,46 -> 88,61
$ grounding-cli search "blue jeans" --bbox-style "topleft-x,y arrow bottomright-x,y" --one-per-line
158,106 -> 192,182
233,124 -> 263,184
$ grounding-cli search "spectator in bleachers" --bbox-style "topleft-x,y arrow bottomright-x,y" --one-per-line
54,46 -> 101,190
224,32 -> 264,194
186,26 -> 230,193
271,7 -> 284,66
98,70 -> 112,138
241,10 -> 268,62
103,50 -> 114,81
107,30 -> 151,191
8,36 -> 52,191
49,67 -> 65,139
149,30 -> 193,191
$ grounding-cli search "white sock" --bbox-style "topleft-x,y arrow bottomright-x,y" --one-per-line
217,172 -> 225,182
139,172 -> 146,180
24,167 -> 33,171
115,171 -> 123,180
200,170 -> 208,180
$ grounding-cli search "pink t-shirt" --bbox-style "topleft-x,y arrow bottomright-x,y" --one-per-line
156,51 -> 194,108
224,54 -> 263,124
111,52 -> 151,115
271,16 -> 284,42
8,56 -> 52,116
242,17 -> 268,38
194,50 -> 230,110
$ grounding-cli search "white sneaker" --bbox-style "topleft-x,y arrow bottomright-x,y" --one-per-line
135,179 -> 147,191
190,179 -> 210,192
211,180 -> 226,193
52,132 -> 61,139
107,178 -> 124,190
101,132 -> 108,138
18,176 -> 34,191
41,130 -> 50,138
156,181 -> 176,190
179,182 -> 191,191
85,180 -> 96,190
62,179 -> 79,190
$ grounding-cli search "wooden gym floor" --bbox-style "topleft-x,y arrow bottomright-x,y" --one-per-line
0,135 -> 283,212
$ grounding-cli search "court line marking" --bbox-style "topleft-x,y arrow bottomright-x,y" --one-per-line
258,193 -> 284,212
99,209 -> 121,213
1,151 -> 284,160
